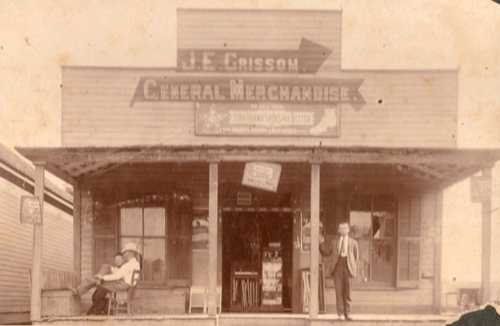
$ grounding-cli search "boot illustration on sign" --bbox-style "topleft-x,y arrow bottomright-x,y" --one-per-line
309,107 -> 338,135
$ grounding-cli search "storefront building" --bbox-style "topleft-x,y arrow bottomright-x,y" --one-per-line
17,9 -> 500,325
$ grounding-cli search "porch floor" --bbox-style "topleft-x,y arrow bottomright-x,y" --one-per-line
34,313 -> 454,326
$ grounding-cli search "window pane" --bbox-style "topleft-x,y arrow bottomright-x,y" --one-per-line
373,195 -> 396,212
350,211 -> 372,239
409,241 -> 420,280
120,208 -> 143,236
95,238 -> 117,271
95,205 -> 117,236
398,240 -> 410,281
350,194 -> 372,239
120,237 -> 143,258
371,239 -> 395,284
350,194 -> 371,211
399,197 -> 410,237
409,196 -> 421,237
143,239 -> 166,282
373,195 -> 396,239
353,239 -> 370,283
372,211 -> 396,239
144,207 -> 165,236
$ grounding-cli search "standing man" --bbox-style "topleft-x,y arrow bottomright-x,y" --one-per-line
320,222 -> 358,321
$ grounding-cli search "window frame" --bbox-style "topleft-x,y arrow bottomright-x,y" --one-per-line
119,205 -> 168,286
348,193 -> 398,287
395,194 -> 422,288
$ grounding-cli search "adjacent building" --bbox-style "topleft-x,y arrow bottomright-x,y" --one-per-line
0,143 -> 73,325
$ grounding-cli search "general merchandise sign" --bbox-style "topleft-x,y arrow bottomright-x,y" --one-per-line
129,38 -> 366,137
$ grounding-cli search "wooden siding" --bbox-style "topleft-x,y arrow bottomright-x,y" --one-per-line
0,178 -> 73,316
177,9 -> 341,72
61,67 -> 457,148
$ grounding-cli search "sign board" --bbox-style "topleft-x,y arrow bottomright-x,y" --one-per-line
301,215 -> 324,252
177,38 -> 332,74
471,176 -> 491,203
130,76 -> 365,109
195,102 -> 339,137
236,192 -> 252,206
20,195 -> 42,224
192,217 -> 209,249
242,162 -> 282,192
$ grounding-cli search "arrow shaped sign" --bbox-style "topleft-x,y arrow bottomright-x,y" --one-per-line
177,38 -> 332,74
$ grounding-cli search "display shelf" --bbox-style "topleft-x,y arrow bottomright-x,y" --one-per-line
230,262 -> 260,312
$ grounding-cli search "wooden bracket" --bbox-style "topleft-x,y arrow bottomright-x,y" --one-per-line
205,153 -> 220,163
309,149 -> 323,164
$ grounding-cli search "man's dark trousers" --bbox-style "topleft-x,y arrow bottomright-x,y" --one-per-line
333,256 -> 351,317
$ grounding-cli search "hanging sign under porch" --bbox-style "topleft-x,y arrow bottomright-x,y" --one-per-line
195,102 -> 339,137
20,195 -> 42,224
242,162 -> 282,192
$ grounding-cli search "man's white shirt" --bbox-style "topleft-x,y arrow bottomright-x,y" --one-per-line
338,236 -> 348,257
102,257 -> 140,286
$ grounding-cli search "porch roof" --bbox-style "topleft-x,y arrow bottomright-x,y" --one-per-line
15,145 -> 500,190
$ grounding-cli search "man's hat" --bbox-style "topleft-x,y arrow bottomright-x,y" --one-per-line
121,243 -> 140,255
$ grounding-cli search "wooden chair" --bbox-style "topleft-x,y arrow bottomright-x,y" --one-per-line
188,286 -> 222,314
189,286 -> 207,313
217,285 -> 222,313
107,270 -> 140,315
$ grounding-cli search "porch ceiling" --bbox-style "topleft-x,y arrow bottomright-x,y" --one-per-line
15,145 -> 500,190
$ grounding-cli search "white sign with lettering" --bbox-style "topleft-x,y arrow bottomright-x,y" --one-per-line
20,195 -> 42,224
242,162 -> 282,192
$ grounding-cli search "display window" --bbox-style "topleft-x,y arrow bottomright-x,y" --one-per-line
349,194 -> 397,286
120,207 -> 167,284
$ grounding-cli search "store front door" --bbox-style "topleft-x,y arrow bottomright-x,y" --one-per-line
221,211 -> 293,312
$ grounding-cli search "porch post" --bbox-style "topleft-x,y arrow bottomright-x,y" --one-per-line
73,186 -> 81,284
208,162 -> 219,316
310,163 -> 320,319
481,167 -> 492,304
433,190 -> 443,312
30,163 -> 45,321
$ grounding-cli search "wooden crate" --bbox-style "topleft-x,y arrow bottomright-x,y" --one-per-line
42,290 -> 81,317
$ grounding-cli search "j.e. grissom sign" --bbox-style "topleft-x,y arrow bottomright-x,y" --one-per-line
176,38 -> 331,74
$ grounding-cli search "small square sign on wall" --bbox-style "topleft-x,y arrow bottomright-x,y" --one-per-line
20,195 -> 42,224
